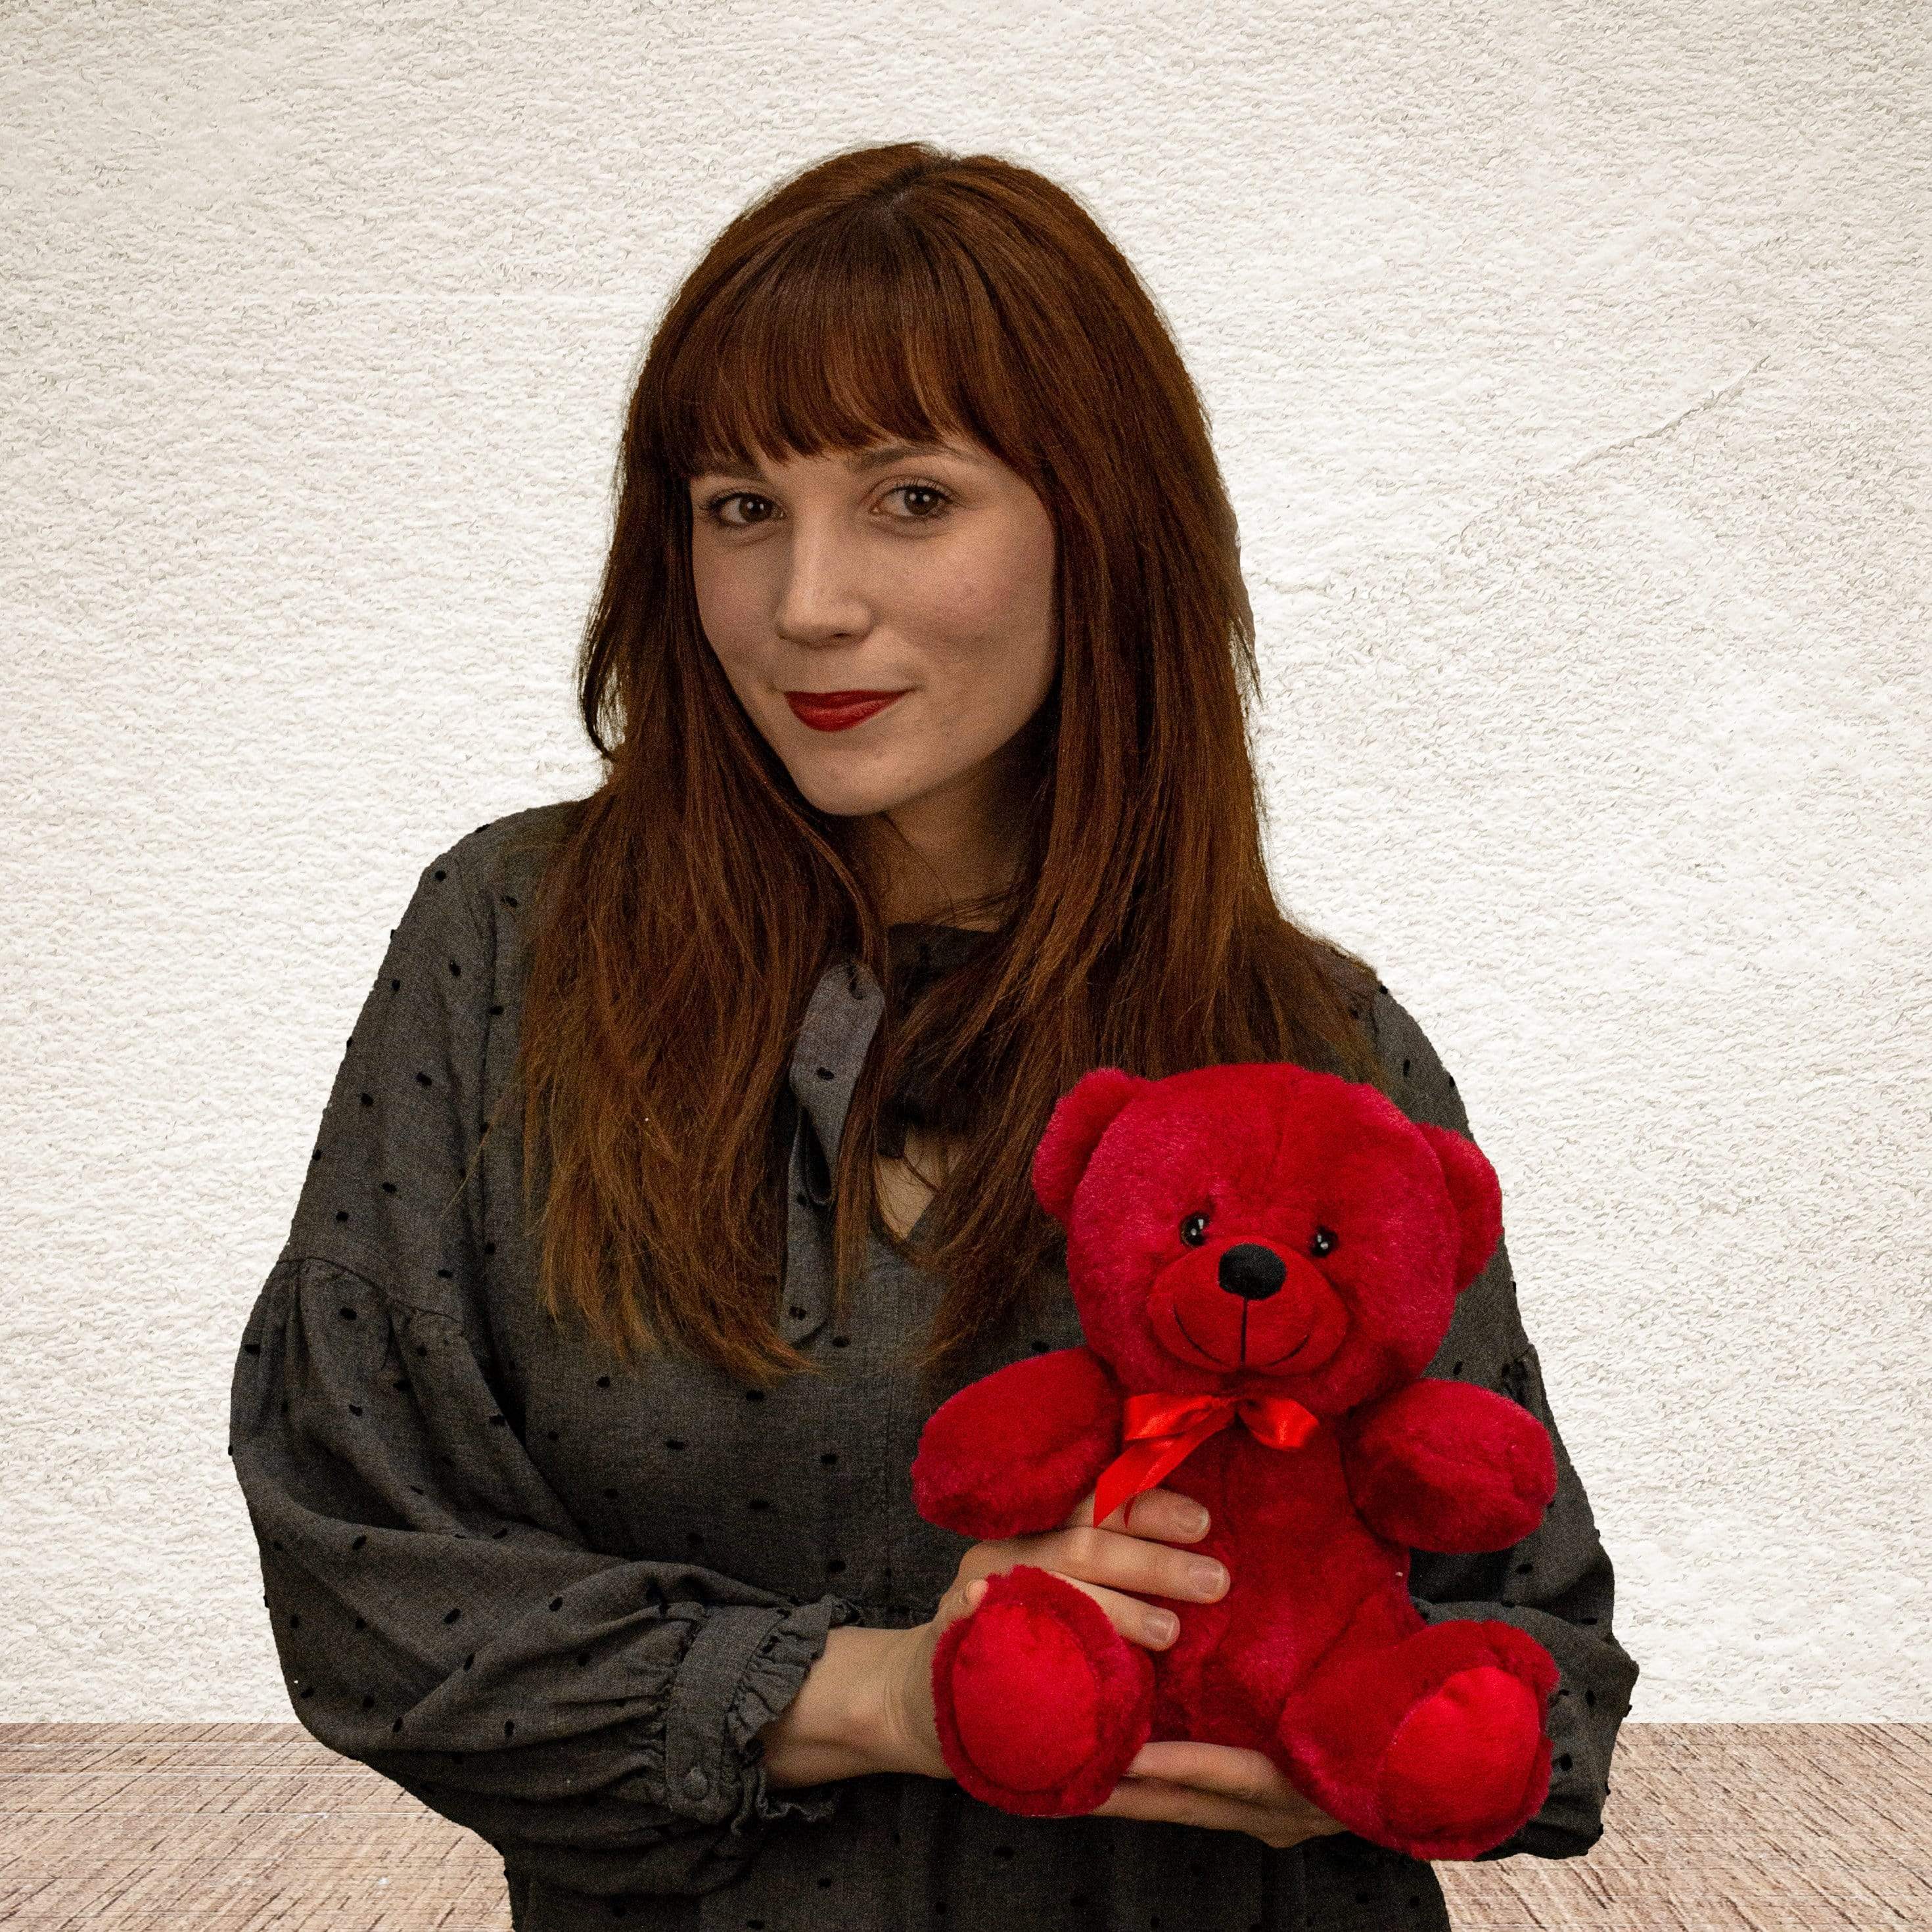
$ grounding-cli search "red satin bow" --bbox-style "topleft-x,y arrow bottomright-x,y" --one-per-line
1092,1389 -> 1322,1531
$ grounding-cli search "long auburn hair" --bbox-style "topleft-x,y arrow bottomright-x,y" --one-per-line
491,139 -> 1392,1402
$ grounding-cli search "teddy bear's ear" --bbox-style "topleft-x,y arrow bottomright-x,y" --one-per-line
1411,1122 -> 1504,1294
1032,1067 -> 1151,1226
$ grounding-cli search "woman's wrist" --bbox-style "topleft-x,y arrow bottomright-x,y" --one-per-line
758,1624 -> 913,1787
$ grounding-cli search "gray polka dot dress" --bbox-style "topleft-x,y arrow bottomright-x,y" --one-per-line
227,800 -> 1640,1931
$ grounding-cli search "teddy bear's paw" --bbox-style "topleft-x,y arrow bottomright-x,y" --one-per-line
1374,1663 -> 1550,1857
931,1562 -> 1153,1817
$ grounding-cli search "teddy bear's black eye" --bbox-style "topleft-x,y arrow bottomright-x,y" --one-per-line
1310,1225 -> 1338,1258
1180,1211 -> 1210,1247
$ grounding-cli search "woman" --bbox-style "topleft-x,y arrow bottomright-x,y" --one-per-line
228,141 -> 1638,1931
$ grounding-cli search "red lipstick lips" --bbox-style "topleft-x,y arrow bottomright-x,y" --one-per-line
785,688 -> 910,731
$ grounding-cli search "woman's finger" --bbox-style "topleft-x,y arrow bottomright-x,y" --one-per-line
1032,1567 -> 1194,1651
1123,1739 -> 1297,1805
1114,1741 -> 1349,1837
1086,1774 -> 1323,1849
1061,1485 -> 1208,1542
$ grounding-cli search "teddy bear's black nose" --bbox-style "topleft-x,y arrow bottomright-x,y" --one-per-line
1217,1242 -> 1285,1301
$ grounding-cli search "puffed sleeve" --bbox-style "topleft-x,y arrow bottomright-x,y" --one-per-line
227,837 -> 867,1898
1369,986 -> 1642,1862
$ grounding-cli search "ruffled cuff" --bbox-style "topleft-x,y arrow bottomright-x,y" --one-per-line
662,1594 -> 869,1838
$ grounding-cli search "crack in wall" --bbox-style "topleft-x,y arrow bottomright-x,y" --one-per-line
1251,351 -> 1774,601
1448,350 -> 1774,550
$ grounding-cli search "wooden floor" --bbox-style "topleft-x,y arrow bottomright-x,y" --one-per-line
1,1723 -> 1926,1929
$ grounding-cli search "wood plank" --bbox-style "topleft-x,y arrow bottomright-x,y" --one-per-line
1436,1723 -> 1932,1931
0,1723 -> 1926,1929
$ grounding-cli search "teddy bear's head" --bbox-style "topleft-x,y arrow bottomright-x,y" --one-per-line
1032,1061 -> 1502,1411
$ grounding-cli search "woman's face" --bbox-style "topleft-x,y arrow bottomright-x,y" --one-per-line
686,435 -> 1059,847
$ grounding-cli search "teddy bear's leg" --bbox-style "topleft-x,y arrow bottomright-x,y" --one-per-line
1276,1616 -> 1558,1861
930,1561 -> 1155,1817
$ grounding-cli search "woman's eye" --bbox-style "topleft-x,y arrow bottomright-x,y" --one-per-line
699,482 -> 954,528
1180,1211 -> 1210,1247
701,490 -> 773,527
888,482 -> 954,520
1310,1225 -> 1338,1258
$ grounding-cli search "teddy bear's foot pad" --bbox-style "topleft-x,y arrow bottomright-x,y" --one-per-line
1376,1663 -> 1550,1855
931,1562 -> 1153,1816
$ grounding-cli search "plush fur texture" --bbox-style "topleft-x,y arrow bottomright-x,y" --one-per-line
909,1061 -> 1560,1860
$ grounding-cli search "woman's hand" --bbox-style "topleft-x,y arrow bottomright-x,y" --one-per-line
1086,1738 -> 1352,1850
875,1483 -> 1233,1780
874,1484 -> 1350,1848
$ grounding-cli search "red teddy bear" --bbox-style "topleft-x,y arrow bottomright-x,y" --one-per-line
909,1060 -> 1561,1862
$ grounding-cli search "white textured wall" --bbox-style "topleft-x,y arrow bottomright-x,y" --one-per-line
3,0 -> 1925,1722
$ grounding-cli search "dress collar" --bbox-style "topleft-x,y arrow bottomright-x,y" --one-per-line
787,924 -> 992,1188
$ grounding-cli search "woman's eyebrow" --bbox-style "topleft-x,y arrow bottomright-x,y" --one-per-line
846,440 -> 985,474
689,441 -> 984,483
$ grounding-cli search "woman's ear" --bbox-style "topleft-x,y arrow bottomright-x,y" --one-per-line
1031,1067 -> 1150,1225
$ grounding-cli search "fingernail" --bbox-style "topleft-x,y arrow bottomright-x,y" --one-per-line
1183,1506 -> 1210,1536
1147,1609 -> 1179,1643
1187,1559 -> 1227,1597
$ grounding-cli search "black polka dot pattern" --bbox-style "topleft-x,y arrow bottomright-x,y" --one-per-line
227,804 -> 1637,1928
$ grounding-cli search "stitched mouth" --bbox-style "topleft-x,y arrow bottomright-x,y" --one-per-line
1173,1305 -> 1310,1370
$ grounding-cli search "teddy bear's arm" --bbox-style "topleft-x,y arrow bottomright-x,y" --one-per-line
1339,1378 -> 1557,1553
910,1346 -> 1123,1540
